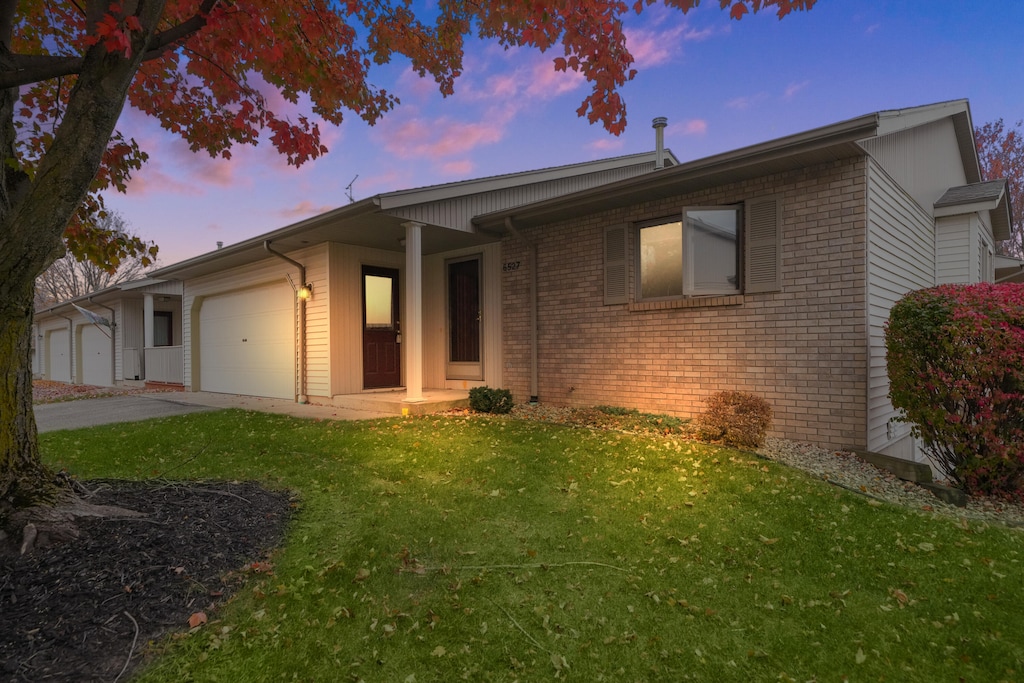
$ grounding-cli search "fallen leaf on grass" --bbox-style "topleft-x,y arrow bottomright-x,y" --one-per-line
551,653 -> 570,672
188,612 -> 208,628
353,568 -> 371,582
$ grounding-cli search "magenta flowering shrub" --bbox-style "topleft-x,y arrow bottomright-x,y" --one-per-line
886,283 -> 1024,500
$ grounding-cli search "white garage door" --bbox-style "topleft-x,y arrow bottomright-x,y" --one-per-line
47,331 -> 71,382
199,284 -> 295,399
80,324 -> 114,386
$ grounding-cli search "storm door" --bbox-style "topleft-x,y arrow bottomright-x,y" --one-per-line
447,256 -> 482,380
362,266 -> 401,388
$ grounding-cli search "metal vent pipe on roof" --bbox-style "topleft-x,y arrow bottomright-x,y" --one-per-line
652,117 -> 668,169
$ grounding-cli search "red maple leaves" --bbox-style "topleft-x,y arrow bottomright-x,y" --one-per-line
9,0 -> 816,265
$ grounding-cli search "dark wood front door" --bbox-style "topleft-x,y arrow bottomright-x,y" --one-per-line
362,266 -> 401,388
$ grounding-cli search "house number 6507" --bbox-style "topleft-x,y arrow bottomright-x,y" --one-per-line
502,261 -> 521,272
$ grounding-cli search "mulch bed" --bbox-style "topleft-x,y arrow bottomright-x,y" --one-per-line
0,480 -> 294,682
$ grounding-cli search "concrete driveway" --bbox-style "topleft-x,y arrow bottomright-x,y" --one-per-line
34,392 -> 390,433
34,394 -> 216,433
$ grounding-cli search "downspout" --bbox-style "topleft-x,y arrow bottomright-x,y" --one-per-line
90,297 -> 117,386
264,240 -> 309,404
504,217 -> 539,403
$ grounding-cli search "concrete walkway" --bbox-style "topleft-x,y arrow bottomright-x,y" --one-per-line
34,392 -> 391,433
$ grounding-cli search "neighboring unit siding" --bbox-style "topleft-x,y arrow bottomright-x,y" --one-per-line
503,158 -> 870,450
389,165 -> 656,231
865,158 -> 936,452
935,215 -> 971,284
860,118 -> 968,210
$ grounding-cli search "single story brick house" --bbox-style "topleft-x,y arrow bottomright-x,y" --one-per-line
36,98 -> 1011,465
473,99 -> 1011,463
138,151 -> 674,409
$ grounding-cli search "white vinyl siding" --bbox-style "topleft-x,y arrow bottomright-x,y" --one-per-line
935,215 -> 971,284
860,117 -> 969,211
865,158 -> 936,452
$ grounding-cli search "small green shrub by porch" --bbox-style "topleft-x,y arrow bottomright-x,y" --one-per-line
468,386 -> 513,414
886,283 -> 1024,500
695,390 -> 773,448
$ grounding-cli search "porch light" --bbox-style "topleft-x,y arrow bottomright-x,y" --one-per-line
297,283 -> 313,301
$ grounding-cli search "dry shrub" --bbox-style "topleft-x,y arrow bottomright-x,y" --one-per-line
695,391 -> 773,449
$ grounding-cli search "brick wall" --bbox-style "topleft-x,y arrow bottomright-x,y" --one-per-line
501,158 -> 870,450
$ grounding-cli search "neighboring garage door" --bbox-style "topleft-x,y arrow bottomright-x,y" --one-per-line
199,284 -> 295,399
47,330 -> 71,382
80,324 -> 114,386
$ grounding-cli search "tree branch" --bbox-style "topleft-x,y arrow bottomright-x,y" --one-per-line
0,0 -> 222,89
0,54 -> 86,90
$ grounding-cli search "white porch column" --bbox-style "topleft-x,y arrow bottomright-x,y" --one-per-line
143,294 -> 155,348
402,221 -> 425,403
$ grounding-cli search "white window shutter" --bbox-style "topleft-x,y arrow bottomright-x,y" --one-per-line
744,197 -> 781,293
604,224 -> 628,304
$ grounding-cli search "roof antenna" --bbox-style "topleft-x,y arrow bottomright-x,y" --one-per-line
345,175 -> 359,203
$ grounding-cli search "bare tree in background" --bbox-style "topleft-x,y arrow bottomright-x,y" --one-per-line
976,118 -> 1024,258
34,212 -> 154,307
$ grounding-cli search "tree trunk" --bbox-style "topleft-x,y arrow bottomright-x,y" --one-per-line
0,2 -> 167,516
0,275 -> 58,510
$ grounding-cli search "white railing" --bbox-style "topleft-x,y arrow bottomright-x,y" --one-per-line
144,345 -> 183,384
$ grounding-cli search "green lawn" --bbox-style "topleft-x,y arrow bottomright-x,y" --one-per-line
42,410 -> 1024,682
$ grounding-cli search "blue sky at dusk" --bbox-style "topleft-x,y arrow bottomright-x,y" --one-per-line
106,2 -> 1024,265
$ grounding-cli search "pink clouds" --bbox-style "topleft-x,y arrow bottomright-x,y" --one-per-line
586,138 -> 625,152
670,119 -> 708,136
279,200 -> 336,219
623,12 -> 716,69
524,59 -> 584,98
382,115 -> 505,159
440,160 -> 475,177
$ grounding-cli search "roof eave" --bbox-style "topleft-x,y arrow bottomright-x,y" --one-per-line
148,197 -> 380,279
474,114 -> 879,231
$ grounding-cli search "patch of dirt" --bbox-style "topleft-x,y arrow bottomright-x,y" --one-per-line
0,480 -> 294,682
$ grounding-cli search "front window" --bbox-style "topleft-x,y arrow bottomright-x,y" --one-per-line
638,206 -> 741,299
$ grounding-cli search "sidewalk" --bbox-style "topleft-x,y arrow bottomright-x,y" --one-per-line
34,391 -> 390,433
146,391 -> 391,421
